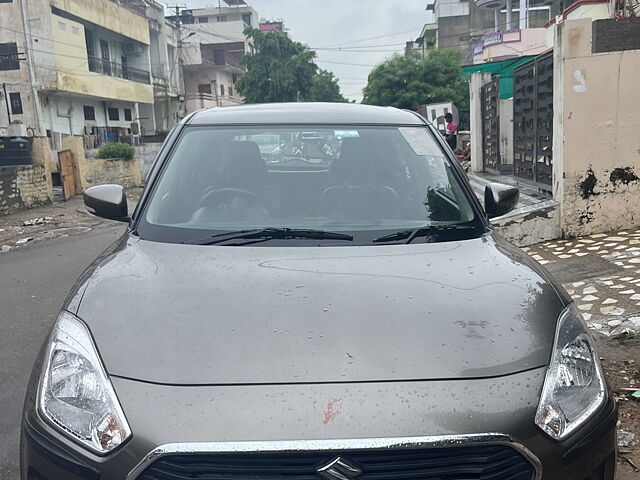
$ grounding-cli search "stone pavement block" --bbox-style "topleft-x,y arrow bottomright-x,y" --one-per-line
523,229 -> 640,336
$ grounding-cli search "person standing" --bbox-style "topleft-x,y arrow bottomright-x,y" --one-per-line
444,113 -> 458,150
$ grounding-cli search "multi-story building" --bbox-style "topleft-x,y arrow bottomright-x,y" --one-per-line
143,0 -> 184,135
0,0 -> 154,146
416,0 -> 557,63
178,0 -> 258,111
259,19 -> 286,35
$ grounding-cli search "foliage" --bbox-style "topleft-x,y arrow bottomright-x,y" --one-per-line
306,69 -> 348,103
362,49 -> 469,111
237,28 -> 318,103
96,142 -> 135,160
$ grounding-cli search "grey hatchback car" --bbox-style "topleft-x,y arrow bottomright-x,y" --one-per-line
21,103 -> 617,480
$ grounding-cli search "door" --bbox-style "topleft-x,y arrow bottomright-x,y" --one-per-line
100,39 -> 111,75
121,55 -> 128,80
58,150 -> 76,201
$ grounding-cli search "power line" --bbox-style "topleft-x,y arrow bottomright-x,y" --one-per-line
314,48 -> 404,53
316,59 -> 378,67
318,28 -> 423,49
313,42 -> 408,50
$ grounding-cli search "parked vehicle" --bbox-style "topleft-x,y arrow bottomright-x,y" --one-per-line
21,103 -> 617,479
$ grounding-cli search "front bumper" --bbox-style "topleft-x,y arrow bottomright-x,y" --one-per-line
21,367 -> 617,480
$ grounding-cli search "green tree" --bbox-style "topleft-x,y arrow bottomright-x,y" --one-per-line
306,69 -> 347,103
237,28 -> 318,103
362,49 -> 468,111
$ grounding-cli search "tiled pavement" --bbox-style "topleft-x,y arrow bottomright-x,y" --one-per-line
523,230 -> 640,336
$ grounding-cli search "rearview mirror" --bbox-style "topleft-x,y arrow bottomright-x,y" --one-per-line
484,183 -> 519,219
83,184 -> 129,222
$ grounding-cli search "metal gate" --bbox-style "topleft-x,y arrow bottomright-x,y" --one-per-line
481,77 -> 501,173
58,149 -> 76,201
513,51 -> 553,188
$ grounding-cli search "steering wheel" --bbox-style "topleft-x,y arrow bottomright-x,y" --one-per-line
197,187 -> 262,210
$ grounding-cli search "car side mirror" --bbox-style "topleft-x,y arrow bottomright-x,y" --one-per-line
484,183 -> 519,219
83,184 -> 129,222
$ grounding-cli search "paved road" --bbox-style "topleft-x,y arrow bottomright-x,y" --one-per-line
0,224 -> 126,479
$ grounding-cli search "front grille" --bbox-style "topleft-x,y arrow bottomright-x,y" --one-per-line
136,444 -> 534,480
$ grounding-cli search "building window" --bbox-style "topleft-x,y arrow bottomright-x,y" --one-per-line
242,13 -> 251,25
85,29 -> 95,58
220,84 -> 225,97
124,108 -> 132,121
9,93 -> 22,114
198,84 -> 211,94
198,16 -> 209,23
213,49 -> 225,65
83,106 -> 96,121
229,86 -> 233,97
216,15 -> 227,22
108,108 -> 119,121
0,0 -> 14,3
0,42 -> 20,70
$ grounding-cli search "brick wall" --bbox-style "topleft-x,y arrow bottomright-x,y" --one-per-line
0,165 -> 52,216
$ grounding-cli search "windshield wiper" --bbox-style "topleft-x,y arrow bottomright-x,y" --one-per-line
373,224 -> 478,244
183,227 -> 354,246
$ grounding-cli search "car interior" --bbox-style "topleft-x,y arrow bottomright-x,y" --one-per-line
146,127 -> 474,230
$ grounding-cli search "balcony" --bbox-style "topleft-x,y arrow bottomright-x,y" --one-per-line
88,56 -> 151,84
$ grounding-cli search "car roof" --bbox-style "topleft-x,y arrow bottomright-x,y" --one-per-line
187,102 -> 425,126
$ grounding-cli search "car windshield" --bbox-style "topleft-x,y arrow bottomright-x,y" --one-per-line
139,125 -> 482,244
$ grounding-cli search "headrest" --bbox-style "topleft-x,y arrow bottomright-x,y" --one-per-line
220,141 -> 267,189
333,137 -> 390,186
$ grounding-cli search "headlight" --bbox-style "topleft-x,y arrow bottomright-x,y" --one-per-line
38,311 -> 131,454
535,304 -> 606,440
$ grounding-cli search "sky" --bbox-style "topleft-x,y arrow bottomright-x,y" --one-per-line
179,0 -> 431,102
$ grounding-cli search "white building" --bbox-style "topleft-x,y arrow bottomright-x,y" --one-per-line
178,0 -> 258,111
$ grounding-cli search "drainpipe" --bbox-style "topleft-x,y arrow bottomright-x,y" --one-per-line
506,0 -> 513,30
20,0 -> 45,136
495,10 -> 500,32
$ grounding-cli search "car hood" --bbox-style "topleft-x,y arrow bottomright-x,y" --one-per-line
74,234 -> 566,385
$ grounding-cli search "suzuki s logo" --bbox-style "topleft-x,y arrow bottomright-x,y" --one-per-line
317,457 -> 362,480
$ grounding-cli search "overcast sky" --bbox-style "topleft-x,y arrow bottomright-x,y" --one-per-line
179,0 -> 430,101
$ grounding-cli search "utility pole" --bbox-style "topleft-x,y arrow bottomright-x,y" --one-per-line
19,0 -> 45,136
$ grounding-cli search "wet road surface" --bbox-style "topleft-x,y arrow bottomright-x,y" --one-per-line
0,223 -> 125,479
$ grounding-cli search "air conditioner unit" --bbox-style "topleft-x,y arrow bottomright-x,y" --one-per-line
124,42 -> 143,55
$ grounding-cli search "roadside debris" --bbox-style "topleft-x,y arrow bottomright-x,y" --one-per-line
1,245 -> 10,253
23,216 -> 57,226
15,237 -> 33,245
618,430 -> 637,451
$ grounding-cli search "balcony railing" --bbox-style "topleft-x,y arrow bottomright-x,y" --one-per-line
88,56 -> 151,85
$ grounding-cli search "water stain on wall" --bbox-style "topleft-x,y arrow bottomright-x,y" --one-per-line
579,168 -> 598,199
609,167 -> 639,186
